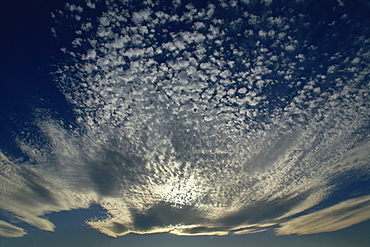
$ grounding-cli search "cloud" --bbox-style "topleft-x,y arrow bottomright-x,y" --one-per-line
171,225 -> 230,236
132,9 -> 152,24
0,149 -> 92,234
1,0 -> 370,238
277,195 -> 370,235
0,220 -> 27,238
234,228 -> 267,235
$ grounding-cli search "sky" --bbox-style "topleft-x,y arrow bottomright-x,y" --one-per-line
0,0 -> 370,246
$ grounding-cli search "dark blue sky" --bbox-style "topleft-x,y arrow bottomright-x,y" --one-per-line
0,0 -> 74,156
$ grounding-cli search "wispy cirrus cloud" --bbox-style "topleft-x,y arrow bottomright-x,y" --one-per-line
277,195 -> 370,235
0,220 -> 27,238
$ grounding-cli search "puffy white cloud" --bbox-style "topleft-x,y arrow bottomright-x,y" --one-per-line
86,0 -> 96,9
132,10 -> 152,23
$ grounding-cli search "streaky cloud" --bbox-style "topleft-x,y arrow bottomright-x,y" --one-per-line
233,228 -> 267,235
0,220 -> 27,238
277,195 -> 370,235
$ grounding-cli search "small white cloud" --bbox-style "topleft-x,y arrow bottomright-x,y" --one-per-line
351,57 -> 360,64
83,49 -> 97,60
86,0 -> 96,9
248,14 -> 259,25
99,16 -> 110,26
285,45 -> 295,52
132,9 -> 152,23
258,30 -> 268,38
261,0 -> 273,6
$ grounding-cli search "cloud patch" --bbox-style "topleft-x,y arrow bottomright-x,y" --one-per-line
0,220 -> 27,238
277,195 -> 370,235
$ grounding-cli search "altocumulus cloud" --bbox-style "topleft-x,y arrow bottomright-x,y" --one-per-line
1,0 -> 370,238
